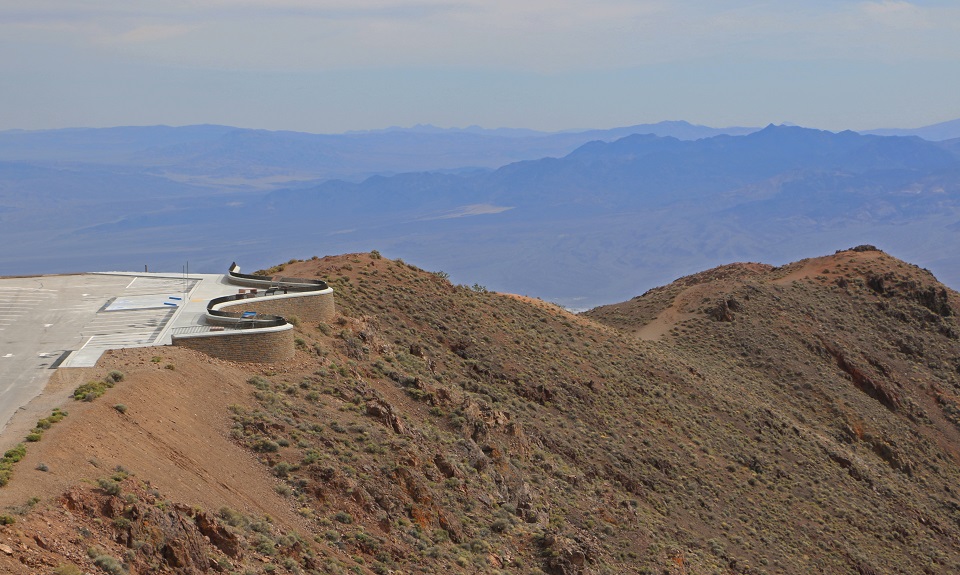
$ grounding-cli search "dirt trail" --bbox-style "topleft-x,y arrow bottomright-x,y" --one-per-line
633,284 -> 712,341
634,306 -> 698,341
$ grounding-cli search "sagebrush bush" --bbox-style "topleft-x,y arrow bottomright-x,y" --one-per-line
73,379 -> 113,401
97,478 -> 121,496
93,555 -> 124,575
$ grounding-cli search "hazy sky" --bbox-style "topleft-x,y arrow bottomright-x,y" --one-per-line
2,0 -> 959,133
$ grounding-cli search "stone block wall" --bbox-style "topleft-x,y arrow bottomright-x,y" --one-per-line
219,290 -> 336,325
172,327 -> 294,363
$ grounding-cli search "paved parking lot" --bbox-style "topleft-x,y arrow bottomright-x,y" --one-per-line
0,273 -> 203,434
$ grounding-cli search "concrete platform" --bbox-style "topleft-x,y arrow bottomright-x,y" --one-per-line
0,271 -> 241,435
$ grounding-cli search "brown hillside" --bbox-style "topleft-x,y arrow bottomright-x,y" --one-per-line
1,247 -> 960,574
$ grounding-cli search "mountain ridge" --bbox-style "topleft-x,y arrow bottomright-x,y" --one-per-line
2,247 -> 960,574
4,125 -> 960,309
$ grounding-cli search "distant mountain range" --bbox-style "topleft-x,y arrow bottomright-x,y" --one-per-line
0,120 -> 757,185
2,122 -> 960,308
862,117 -> 960,141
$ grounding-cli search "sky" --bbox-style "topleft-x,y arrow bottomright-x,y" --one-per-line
2,0 -> 959,133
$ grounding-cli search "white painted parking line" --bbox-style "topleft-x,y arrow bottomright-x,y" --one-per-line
1,272 -> 218,431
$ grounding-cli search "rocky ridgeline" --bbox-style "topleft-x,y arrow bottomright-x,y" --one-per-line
2,248 -> 960,574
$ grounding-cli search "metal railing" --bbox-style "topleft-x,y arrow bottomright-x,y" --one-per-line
202,263 -> 331,329
228,262 -> 328,291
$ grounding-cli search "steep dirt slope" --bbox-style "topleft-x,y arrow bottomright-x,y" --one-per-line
0,247 -> 959,574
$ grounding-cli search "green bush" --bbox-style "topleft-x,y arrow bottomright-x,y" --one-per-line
73,379 -> 114,401
105,370 -> 125,383
54,564 -> 82,575
93,554 -> 124,575
334,511 -> 353,524
4,444 -> 26,463
252,438 -> 280,453
247,376 -> 270,389
114,404 -> 128,414
97,478 -> 121,496
218,507 -> 249,528
113,517 -> 131,529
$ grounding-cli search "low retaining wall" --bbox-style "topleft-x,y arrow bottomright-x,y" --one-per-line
216,288 -> 336,325
169,263 -> 335,363
172,325 -> 294,363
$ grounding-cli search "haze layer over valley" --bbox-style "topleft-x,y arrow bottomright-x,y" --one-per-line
3,121 -> 960,309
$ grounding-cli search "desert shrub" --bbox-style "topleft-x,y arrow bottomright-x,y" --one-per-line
93,554 -> 124,575
252,438 -> 280,453
114,404 -> 128,414
254,534 -> 276,555
248,376 -> 270,389
73,379 -> 113,401
218,507 -> 249,528
0,515 -> 15,525
105,370 -> 125,383
334,511 -> 353,524
55,564 -> 82,575
3,444 -> 26,463
97,478 -> 121,496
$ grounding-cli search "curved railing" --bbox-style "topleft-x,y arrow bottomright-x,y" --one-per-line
204,263 -> 331,328
205,293 -> 288,328
227,262 -> 328,291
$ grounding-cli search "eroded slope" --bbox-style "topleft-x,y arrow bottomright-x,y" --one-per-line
1,248 -> 959,574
